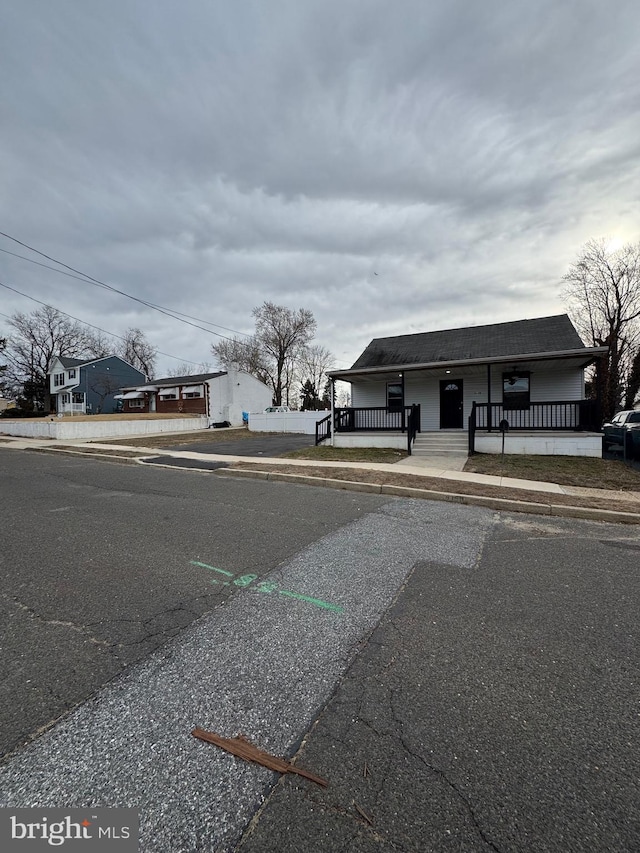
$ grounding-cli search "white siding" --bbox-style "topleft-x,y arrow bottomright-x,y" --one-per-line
351,382 -> 385,407
530,367 -> 583,401
404,374 -> 439,431
206,367 -> 272,426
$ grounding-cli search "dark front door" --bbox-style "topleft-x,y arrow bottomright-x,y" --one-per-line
440,379 -> 464,428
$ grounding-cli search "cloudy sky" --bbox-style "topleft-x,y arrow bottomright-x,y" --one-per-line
1,0 -> 639,376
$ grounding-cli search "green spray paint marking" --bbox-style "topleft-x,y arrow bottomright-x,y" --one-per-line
190,560 -> 343,614
190,561 -> 234,577
276,589 -> 344,614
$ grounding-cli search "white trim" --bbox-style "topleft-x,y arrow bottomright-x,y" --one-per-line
328,347 -> 608,380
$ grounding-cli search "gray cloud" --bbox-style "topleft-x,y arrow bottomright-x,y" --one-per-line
1,0 -> 639,372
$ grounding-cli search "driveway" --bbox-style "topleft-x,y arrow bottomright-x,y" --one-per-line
158,433 -> 316,457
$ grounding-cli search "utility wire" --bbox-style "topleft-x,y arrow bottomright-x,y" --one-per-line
0,231 -> 250,339
0,246 -> 249,336
0,279 -> 201,367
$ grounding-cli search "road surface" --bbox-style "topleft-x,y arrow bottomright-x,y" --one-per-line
1,448 -> 639,852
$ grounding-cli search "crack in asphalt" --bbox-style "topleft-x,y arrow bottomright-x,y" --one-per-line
389,687 -> 504,853
2,593 -> 225,656
2,594 -> 111,649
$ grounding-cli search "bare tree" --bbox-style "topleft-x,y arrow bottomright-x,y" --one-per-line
5,306 -> 111,410
84,331 -> 112,359
164,360 -> 213,378
334,381 -> 351,408
563,238 -> 640,420
116,328 -> 157,379
212,335 -> 270,385
298,344 -> 333,408
212,303 -> 317,405
252,302 -> 316,405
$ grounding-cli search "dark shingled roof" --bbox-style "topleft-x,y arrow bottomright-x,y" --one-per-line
57,356 -> 88,368
351,315 -> 586,369
146,372 -> 226,387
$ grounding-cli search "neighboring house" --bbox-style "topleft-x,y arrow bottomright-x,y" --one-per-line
0,397 -> 16,413
325,315 -> 608,456
116,366 -> 272,426
49,356 -> 146,415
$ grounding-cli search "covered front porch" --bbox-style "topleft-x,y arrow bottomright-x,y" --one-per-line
54,391 -> 86,415
326,348 -> 605,457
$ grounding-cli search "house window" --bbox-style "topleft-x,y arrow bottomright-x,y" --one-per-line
61,393 -> 70,404
159,393 -> 177,400
183,391 -> 202,399
386,381 -> 403,412
54,373 -> 65,387
72,393 -> 84,404
68,369 -> 76,379
127,399 -> 144,408
503,372 -> 530,410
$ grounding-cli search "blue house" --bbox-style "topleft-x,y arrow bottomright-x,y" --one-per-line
48,356 -> 146,414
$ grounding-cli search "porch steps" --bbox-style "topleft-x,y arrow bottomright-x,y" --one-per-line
411,431 -> 468,457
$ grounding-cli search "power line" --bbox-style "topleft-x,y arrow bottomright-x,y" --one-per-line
0,245 -> 249,336
0,231 -> 250,339
0,279 -> 202,367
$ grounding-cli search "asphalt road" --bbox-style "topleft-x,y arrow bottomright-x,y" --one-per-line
0,448 -> 381,758
2,448 -> 640,852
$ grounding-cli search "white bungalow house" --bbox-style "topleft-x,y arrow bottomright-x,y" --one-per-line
323,315 -> 608,457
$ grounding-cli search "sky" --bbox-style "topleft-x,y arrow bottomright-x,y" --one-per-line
1,0 -> 639,377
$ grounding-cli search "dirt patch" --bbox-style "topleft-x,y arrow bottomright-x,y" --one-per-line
227,462 -> 640,513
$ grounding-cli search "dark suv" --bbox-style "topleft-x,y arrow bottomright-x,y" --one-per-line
602,410 -> 640,457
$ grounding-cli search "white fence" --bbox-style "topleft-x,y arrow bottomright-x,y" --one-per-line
248,410 -> 329,435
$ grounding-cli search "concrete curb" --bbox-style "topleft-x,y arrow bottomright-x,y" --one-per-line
218,467 -> 640,525
27,447 -> 140,465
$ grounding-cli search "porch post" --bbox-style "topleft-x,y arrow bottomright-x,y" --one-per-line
487,363 -> 492,432
330,377 -> 335,447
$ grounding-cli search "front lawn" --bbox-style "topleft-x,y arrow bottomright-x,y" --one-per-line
464,453 -> 640,491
